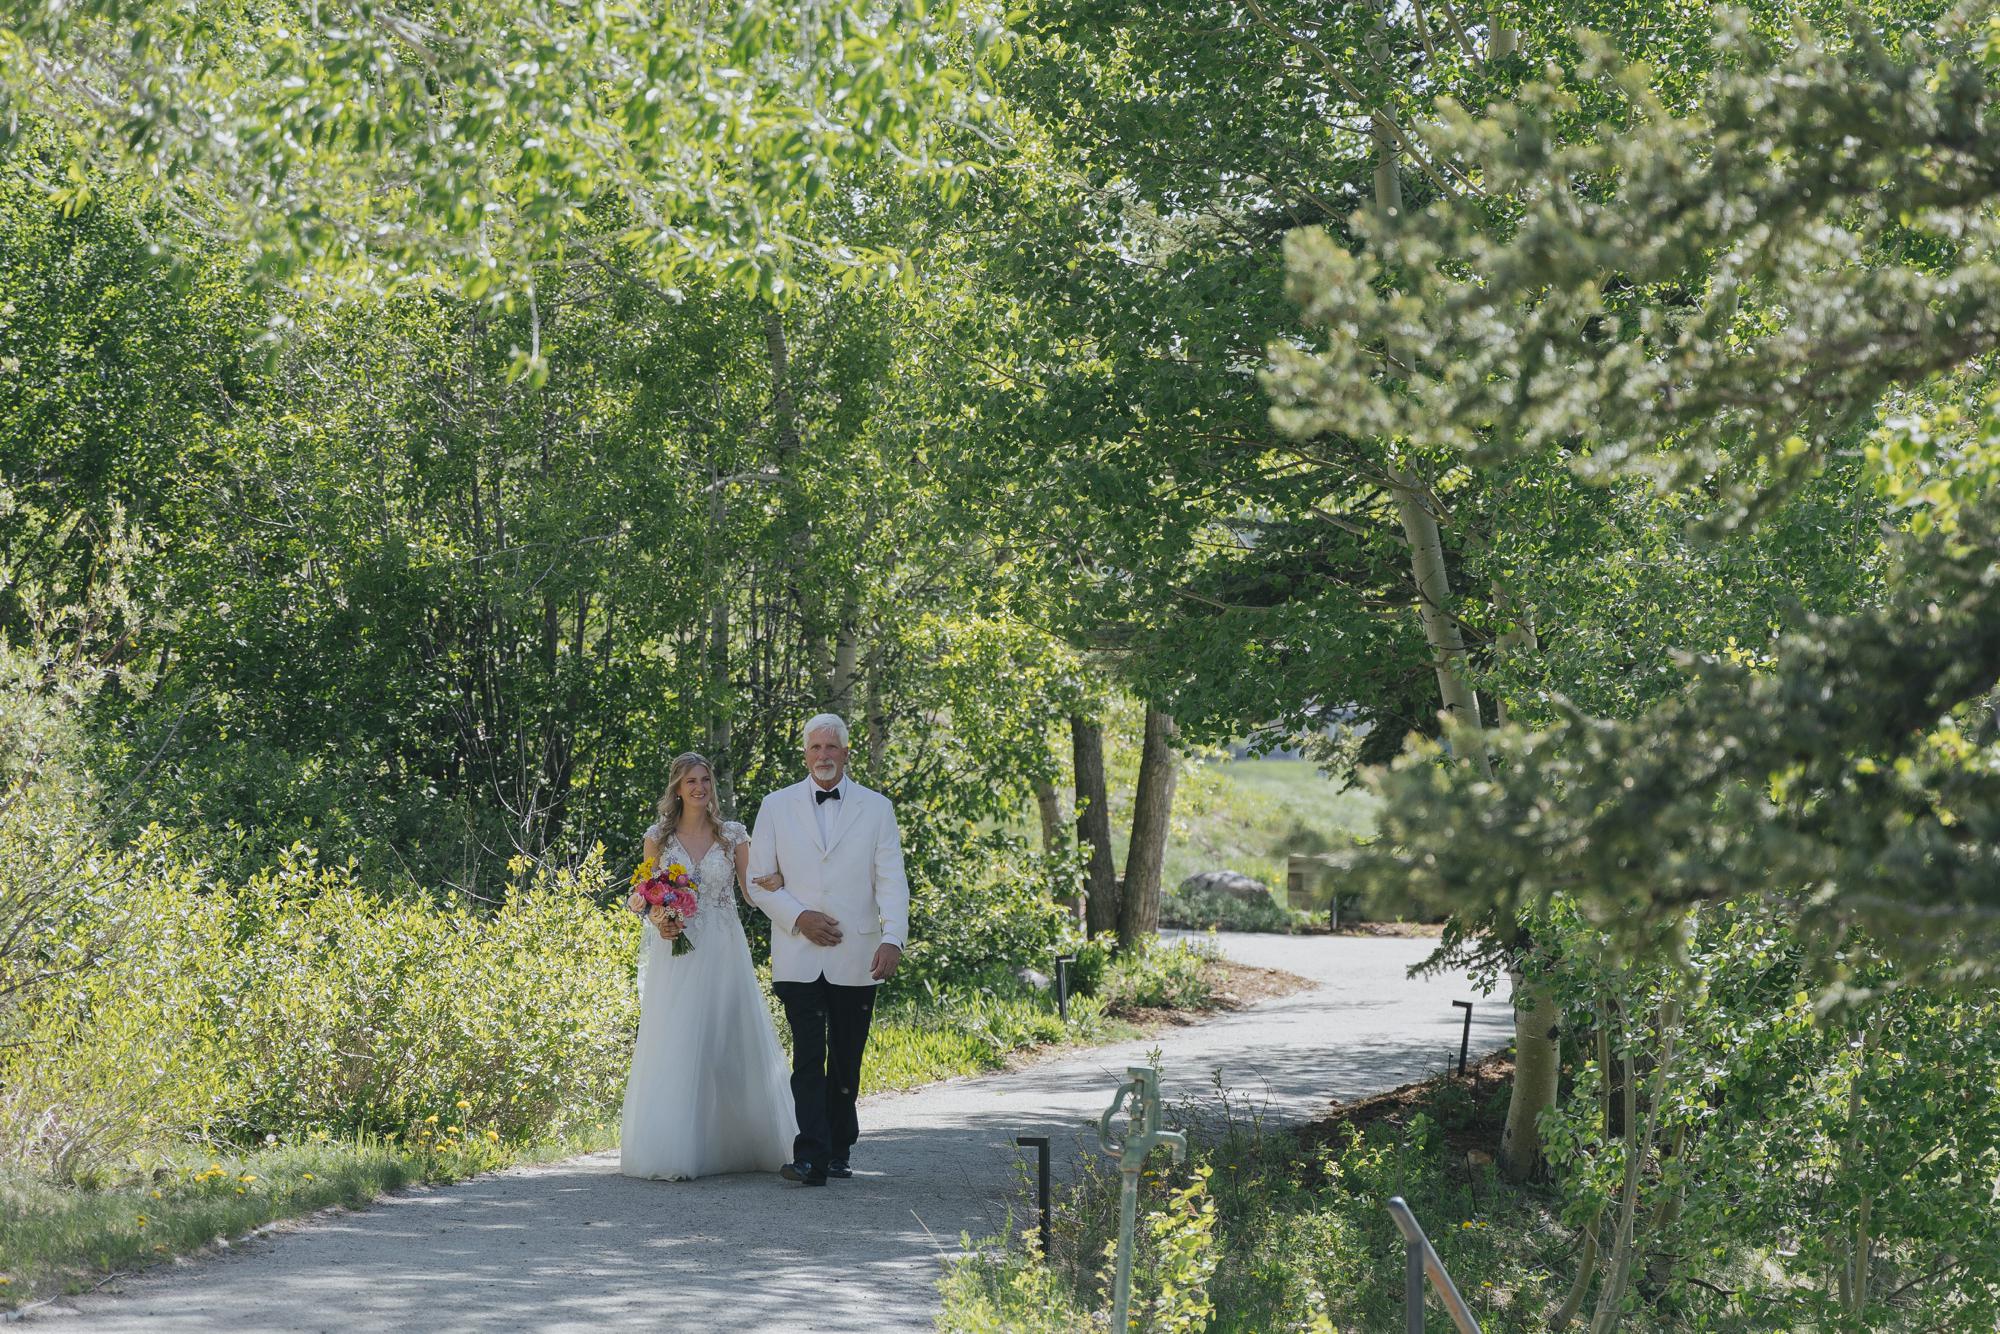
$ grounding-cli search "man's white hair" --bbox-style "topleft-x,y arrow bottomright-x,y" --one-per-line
802,712 -> 851,747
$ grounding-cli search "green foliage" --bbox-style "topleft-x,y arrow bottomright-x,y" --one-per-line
1276,9 -> 2000,976
868,970 -> 1113,1095
1114,1166 -> 1220,1334
1096,937 -> 1220,1013
0,844 -> 636,1181
0,1 -> 1012,303
1160,880 -> 1303,935
1531,902 -> 2000,1329
941,1075 -> 1559,1332
899,828 -> 1081,986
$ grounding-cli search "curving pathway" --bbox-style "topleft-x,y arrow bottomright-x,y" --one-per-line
35,933 -> 1512,1333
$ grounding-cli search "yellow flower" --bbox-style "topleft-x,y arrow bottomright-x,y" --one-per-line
150,1190 -> 162,1200
136,1215 -> 148,1228
1,1276 -> 13,1286
630,857 -> 657,888
424,1114 -> 439,1124
666,862 -> 688,879
456,1099 -> 472,1112
485,1130 -> 499,1143
239,1174 -> 257,1184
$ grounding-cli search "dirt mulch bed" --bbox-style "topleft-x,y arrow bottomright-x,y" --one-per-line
1294,1050 -> 1515,1163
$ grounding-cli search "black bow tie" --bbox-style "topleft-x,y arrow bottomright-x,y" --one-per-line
815,788 -> 842,804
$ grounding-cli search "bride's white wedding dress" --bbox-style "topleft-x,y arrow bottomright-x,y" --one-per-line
619,820 -> 797,1180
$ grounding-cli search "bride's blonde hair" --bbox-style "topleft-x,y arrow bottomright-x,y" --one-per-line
657,752 -> 725,841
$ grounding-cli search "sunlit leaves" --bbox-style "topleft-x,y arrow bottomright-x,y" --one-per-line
0,0 -> 1014,301
1268,6 -> 1991,522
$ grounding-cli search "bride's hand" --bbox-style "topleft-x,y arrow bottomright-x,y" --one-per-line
752,872 -> 784,892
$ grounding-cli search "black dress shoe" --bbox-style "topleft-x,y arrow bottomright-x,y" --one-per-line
780,1161 -> 827,1186
826,1159 -> 852,1179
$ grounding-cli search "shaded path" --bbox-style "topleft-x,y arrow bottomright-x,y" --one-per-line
42,934 -> 1511,1333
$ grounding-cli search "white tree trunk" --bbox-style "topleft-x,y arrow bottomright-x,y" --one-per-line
1500,969 -> 1560,1179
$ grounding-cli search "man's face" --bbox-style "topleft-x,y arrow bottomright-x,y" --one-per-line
806,728 -> 849,786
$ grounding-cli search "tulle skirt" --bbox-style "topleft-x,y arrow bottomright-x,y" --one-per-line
619,903 -> 797,1180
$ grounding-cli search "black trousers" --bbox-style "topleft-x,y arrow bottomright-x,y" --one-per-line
773,975 -> 877,1171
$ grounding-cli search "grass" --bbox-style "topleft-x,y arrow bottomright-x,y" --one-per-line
1155,756 -> 1379,933
1161,757 -> 1379,896
860,936 -> 1230,1092
939,1055 -> 1585,1333
4,939 -> 1231,1312
863,986 -> 1114,1093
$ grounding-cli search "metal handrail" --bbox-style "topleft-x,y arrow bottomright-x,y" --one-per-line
1386,1196 -> 1482,1334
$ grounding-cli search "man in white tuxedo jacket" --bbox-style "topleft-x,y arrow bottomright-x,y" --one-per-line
746,712 -> 909,1186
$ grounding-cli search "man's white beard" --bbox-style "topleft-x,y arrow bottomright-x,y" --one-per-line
813,763 -> 840,782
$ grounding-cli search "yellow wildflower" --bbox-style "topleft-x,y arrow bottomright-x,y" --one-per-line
485,1130 -> 499,1143
303,1173 -> 316,1183
456,1099 -> 472,1112
630,857 -> 657,889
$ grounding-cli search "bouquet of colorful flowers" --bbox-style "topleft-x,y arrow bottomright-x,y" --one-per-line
628,856 -> 698,956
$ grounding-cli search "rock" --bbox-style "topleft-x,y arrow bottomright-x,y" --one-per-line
1177,870 -> 1274,905
1014,967 -> 1052,992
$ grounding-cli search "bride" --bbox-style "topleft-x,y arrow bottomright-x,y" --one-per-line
619,751 -> 797,1180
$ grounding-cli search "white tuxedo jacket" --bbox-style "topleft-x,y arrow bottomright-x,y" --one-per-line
745,777 -> 910,986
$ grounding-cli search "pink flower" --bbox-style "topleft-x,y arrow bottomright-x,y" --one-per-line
626,891 -> 647,914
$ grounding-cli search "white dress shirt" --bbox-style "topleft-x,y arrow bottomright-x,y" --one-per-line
812,774 -> 850,845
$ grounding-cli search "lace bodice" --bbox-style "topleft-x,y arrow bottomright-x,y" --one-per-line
645,819 -> 750,941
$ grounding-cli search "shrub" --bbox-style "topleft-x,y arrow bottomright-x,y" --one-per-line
941,1076 -> 1557,1334
1099,937 -> 1219,1013
1160,879 -> 1304,934
900,826 -> 1081,987
1064,935 -> 1115,998
0,841 -> 637,1180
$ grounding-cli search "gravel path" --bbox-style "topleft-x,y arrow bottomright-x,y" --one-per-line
35,933 -> 1512,1333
